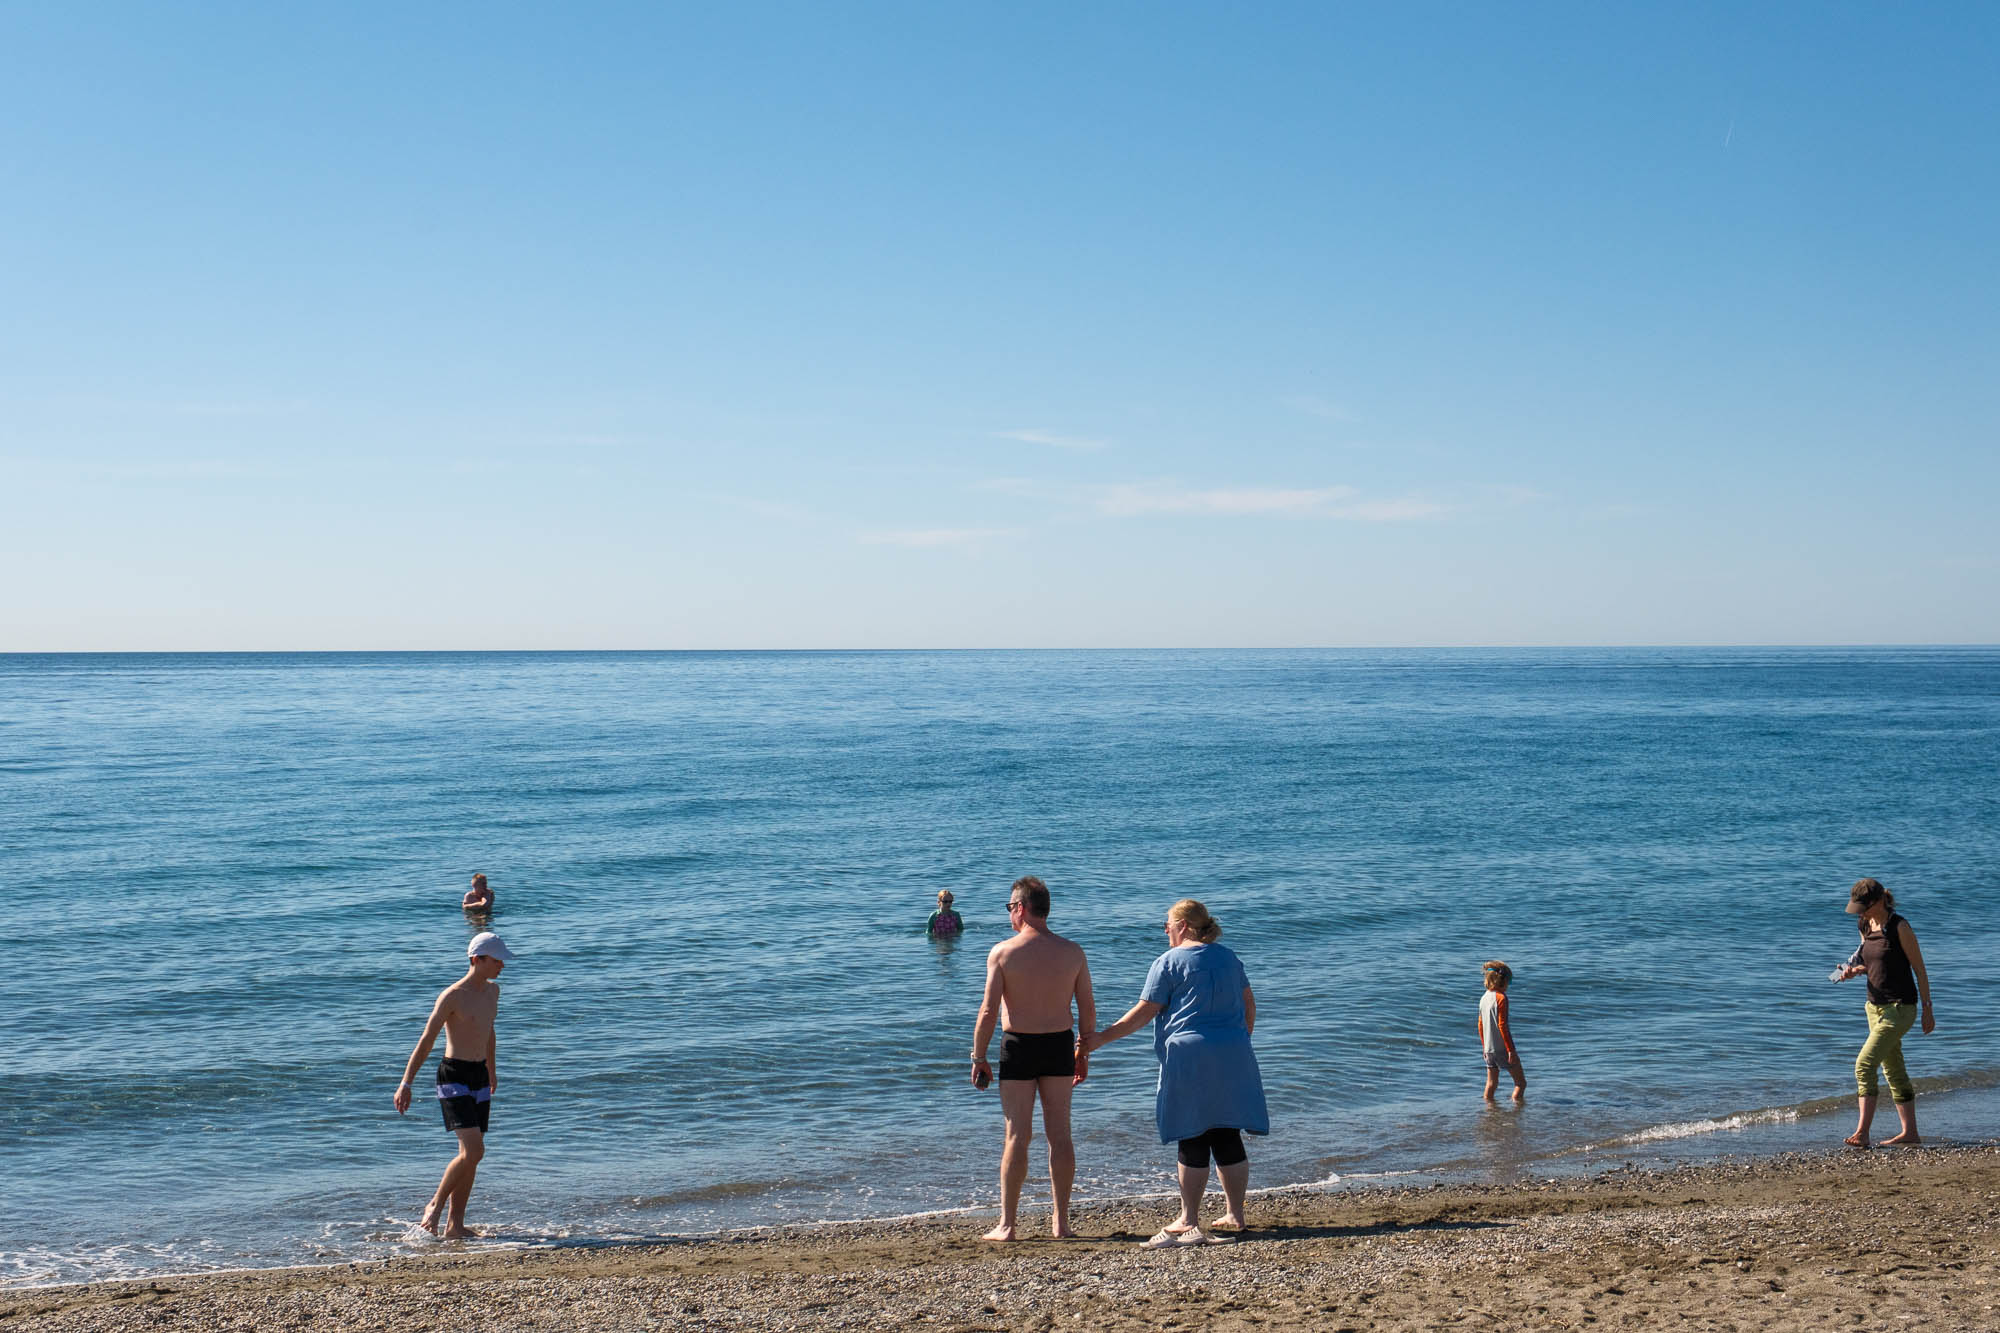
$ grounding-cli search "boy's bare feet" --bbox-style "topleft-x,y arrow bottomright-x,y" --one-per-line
442,1223 -> 478,1239
980,1223 -> 1017,1242
1511,1087 -> 1524,1104
1843,1132 -> 1870,1148
416,1198 -> 444,1234
1881,1132 -> 1922,1146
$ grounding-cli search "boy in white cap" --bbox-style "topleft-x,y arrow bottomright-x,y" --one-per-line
393,931 -> 516,1237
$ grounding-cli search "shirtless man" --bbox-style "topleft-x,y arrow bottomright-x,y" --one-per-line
970,876 -> 1095,1241
461,872 -> 493,912
393,931 -> 515,1237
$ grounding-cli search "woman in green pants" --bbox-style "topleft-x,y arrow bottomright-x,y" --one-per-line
1833,878 -> 1936,1147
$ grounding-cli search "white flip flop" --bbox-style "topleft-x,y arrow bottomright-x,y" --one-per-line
1142,1228 -> 1208,1248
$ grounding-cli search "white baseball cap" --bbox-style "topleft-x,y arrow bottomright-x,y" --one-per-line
468,931 -> 516,961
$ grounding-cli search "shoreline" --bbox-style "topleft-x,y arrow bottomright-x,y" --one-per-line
17,1074 -> 1994,1295
7,1144 -> 1994,1331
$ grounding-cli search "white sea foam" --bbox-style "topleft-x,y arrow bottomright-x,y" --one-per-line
1591,1107 -> 1801,1149
0,1239 -> 236,1292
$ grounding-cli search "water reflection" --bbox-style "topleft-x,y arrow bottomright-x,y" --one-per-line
1473,1102 -> 1533,1178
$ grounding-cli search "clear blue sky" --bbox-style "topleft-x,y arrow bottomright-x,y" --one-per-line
4,2 -> 1994,649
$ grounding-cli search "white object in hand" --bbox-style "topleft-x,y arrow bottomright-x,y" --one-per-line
1828,966 -> 1849,982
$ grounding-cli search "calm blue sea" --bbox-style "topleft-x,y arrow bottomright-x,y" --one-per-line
4,649 -> 1998,1286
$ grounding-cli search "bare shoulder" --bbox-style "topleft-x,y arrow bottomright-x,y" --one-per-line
987,936 -> 1019,966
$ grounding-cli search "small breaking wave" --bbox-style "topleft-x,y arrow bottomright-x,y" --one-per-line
1570,1069 -> 2000,1156
1593,1107 -> 1803,1148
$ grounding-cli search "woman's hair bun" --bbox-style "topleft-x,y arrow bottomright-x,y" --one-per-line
1170,898 -> 1222,944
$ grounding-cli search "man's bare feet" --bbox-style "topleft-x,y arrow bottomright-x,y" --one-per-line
1511,1088 -> 1524,1104
416,1198 -> 444,1235
1843,1131 -> 1870,1148
441,1223 -> 477,1240
981,1223 -> 1017,1242
1051,1226 -> 1077,1239
1881,1132 -> 1922,1146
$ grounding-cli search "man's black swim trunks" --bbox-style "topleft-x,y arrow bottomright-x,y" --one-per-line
436,1056 -> 491,1133
998,1029 -> 1076,1081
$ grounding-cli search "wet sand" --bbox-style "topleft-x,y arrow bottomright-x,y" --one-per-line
6,1145 -> 1994,1331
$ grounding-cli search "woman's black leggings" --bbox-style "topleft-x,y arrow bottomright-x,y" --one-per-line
1176,1128 -> 1247,1169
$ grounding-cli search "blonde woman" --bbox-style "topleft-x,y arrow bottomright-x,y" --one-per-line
1087,899 -> 1268,1246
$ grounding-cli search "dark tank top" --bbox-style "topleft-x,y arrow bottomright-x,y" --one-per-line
1859,913 -> 1919,1006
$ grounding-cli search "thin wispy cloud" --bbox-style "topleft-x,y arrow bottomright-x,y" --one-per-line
1098,483 -> 1360,516
688,491 -> 820,523
422,456 -> 608,481
76,459 -> 284,481
1281,394 -> 1354,423
994,429 -> 1109,451
1325,497 -> 1453,521
26,395 -> 315,419
982,476 -> 1448,521
858,527 -> 1013,548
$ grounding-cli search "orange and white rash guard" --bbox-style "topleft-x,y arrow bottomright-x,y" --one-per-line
1478,990 -> 1516,1061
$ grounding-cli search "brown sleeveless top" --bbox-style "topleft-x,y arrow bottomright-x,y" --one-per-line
1859,913 -> 1918,1006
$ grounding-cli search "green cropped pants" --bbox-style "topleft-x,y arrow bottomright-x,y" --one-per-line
1855,1002 -> 1917,1103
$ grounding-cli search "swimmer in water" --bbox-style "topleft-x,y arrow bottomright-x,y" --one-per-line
462,872 -> 493,913
928,889 -> 964,938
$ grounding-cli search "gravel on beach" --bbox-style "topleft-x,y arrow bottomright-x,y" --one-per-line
6,1145 -> 1995,1332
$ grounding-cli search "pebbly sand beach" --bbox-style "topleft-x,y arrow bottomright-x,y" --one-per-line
6,1145 -> 1993,1332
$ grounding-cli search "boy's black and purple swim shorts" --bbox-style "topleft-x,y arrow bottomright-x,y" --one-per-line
436,1056 -> 491,1133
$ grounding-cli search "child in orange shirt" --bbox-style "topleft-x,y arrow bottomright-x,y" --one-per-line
1478,961 -> 1526,1104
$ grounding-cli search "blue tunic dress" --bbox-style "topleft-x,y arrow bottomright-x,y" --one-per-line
1140,943 -> 1270,1144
